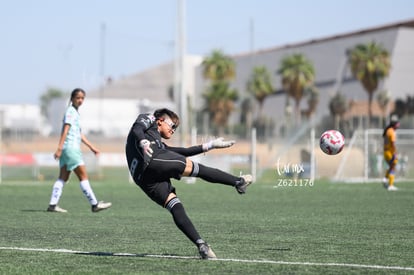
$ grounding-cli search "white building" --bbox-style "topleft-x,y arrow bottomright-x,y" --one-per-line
47,55 -> 202,137
48,98 -> 174,138
0,104 -> 50,137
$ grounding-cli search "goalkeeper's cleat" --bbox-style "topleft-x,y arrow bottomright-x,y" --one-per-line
47,205 -> 68,213
198,242 -> 217,260
235,174 -> 253,194
92,201 -> 112,212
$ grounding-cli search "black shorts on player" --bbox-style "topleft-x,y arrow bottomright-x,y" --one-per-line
125,108 -> 253,259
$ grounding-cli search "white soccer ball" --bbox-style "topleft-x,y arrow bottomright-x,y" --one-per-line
319,130 -> 345,155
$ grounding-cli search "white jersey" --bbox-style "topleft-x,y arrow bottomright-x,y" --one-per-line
62,105 -> 81,149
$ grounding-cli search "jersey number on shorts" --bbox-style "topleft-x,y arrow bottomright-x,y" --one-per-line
130,158 -> 139,176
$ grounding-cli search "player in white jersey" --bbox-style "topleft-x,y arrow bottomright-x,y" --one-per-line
47,88 -> 112,213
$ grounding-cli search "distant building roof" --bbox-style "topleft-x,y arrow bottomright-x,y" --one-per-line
343,100 -> 395,120
234,18 -> 414,57
88,62 -> 174,102
88,55 -> 203,104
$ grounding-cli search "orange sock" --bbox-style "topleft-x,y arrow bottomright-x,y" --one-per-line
388,174 -> 395,186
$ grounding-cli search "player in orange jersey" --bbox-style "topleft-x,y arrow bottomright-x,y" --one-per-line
382,114 -> 400,191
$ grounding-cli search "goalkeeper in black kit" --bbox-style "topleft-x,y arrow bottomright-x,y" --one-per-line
125,108 -> 253,259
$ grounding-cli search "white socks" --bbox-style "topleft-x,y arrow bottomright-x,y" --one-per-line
80,180 -> 98,206
49,179 -> 98,206
49,179 -> 65,205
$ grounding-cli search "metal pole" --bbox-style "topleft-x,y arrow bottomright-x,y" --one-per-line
99,22 -> 106,135
310,126 -> 315,181
250,17 -> 255,61
251,128 -> 257,181
175,0 -> 187,146
0,110 -> 3,184
364,129 -> 369,181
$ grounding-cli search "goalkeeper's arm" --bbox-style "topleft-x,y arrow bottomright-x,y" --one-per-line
202,137 -> 235,152
166,137 -> 235,156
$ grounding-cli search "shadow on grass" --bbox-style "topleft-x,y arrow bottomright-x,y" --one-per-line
265,248 -> 291,251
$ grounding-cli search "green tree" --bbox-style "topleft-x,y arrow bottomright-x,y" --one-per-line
303,86 -> 319,119
40,87 -> 65,120
348,42 -> 391,127
202,50 -> 238,135
202,49 -> 235,82
329,93 -> 348,130
377,90 -> 391,127
203,81 -> 238,135
246,66 -> 274,118
277,54 -> 315,124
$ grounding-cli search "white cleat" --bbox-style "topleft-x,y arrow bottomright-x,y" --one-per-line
47,205 -> 68,213
387,185 -> 398,191
92,201 -> 112,212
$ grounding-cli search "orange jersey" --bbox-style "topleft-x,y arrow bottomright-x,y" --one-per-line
383,127 -> 396,154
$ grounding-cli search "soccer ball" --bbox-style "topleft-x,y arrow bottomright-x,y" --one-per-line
319,130 -> 345,155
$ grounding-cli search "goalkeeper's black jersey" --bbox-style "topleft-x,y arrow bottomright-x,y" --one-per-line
126,112 -> 204,183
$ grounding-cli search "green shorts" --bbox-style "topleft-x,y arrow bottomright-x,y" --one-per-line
60,148 -> 85,171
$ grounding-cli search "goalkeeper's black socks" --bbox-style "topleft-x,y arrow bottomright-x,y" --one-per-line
190,162 -> 240,186
166,197 -> 201,245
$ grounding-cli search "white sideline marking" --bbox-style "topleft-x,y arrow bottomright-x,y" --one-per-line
1,246 -> 413,271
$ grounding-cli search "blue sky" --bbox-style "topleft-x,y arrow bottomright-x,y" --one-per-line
1,0 -> 413,104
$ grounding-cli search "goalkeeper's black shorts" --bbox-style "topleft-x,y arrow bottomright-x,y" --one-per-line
139,149 -> 187,207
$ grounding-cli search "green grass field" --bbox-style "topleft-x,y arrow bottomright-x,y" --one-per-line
0,168 -> 413,274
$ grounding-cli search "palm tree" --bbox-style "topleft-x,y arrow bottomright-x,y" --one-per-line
203,81 -> 238,135
393,98 -> 407,119
348,42 -> 391,127
246,66 -> 274,118
329,93 -> 348,130
277,54 -> 315,124
202,49 -> 235,82
377,90 -> 391,127
303,86 -> 319,119
240,97 -> 254,137
201,49 -> 238,135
